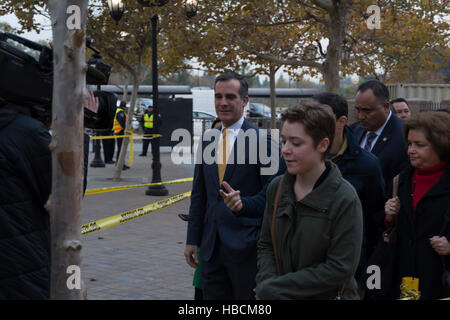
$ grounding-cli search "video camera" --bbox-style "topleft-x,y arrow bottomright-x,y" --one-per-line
0,32 -> 117,130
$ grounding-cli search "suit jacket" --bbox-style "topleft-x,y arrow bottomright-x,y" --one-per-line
335,126 -> 386,274
351,115 -> 408,196
186,119 -> 275,262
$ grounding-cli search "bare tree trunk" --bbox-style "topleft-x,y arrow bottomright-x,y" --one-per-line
322,3 -> 347,94
121,72 -> 130,102
48,0 -> 88,299
113,75 -> 140,180
269,64 -> 277,129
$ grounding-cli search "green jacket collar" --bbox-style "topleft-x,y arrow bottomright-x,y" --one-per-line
277,160 -> 343,217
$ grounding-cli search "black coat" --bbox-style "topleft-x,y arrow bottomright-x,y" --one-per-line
395,163 -> 450,299
335,126 -> 386,278
351,114 -> 408,196
0,107 -> 52,299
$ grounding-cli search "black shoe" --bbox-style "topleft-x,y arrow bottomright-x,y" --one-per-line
139,153 -> 146,157
105,160 -> 115,164
178,214 -> 189,222
123,165 -> 130,170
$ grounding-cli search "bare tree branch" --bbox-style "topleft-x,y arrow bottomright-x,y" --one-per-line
310,0 -> 334,11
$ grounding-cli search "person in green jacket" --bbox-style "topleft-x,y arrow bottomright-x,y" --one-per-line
255,102 -> 363,300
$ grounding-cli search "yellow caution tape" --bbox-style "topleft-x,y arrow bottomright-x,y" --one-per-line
81,191 -> 192,235
85,177 -> 193,195
89,133 -> 161,140
89,133 -> 161,167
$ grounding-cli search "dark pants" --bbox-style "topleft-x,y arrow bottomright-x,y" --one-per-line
201,239 -> 257,300
194,288 -> 203,300
116,130 -> 124,162
141,128 -> 156,156
102,130 -> 115,162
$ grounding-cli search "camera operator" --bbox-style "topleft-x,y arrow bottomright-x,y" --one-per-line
0,88 -> 103,299
0,32 -> 116,299
0,97 -> 52,299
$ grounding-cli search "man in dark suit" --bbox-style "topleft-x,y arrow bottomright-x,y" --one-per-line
313,93 -> 385,269
350,80 -> 408,195
184,72 -> 277,300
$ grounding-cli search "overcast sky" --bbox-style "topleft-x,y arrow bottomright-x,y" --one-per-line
1,13 -> 52,42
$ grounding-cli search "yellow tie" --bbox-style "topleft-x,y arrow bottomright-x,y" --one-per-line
218,128 -> 227,185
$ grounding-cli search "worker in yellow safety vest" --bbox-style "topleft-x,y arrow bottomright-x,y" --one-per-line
139,105 -> 156,157
113,101 -> 129,169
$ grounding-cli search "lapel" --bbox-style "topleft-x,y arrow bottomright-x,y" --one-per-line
371,115 -> 397,156
202,128 -> 221,189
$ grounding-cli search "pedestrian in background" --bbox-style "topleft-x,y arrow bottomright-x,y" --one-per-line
113,101 -> 129,170
139,105 -> 157,157
391,98 -> 411,122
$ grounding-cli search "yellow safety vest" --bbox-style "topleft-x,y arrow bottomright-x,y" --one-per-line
113,108 -> 127,134
144,113 -> 154,129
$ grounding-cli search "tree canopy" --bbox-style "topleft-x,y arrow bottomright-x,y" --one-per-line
1,0 -> 448,88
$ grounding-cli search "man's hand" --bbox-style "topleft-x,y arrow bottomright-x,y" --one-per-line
84,89 -> 99,114
219,181 -> 243,214
184,244 -> 199,268
430,236 -> 450,256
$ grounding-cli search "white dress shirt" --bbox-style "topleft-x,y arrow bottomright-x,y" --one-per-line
359,110 -> 392,151
219,116 -> 245,160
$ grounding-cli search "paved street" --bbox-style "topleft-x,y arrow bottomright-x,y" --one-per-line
81,140 -> 196,300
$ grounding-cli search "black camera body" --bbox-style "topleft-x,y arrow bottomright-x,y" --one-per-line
0,33 -> 53,109
0,32 -> 116,129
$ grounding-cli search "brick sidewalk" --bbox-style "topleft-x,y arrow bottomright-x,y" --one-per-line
81,142 -> 196,300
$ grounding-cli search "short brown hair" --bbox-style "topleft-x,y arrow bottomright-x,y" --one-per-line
281,101 -> 335,158
404,111 -> 450,161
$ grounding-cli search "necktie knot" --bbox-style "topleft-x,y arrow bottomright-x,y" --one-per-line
364,132 -> 377,151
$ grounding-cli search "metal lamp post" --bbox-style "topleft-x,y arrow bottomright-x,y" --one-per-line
107,0 -> 125,25
90,136 -> 106,167
108,0 -> 197,196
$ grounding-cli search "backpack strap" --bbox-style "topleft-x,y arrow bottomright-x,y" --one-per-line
271,178 -> 283,276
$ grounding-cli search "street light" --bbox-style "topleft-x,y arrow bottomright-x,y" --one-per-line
185,0 -> 198,19
107,0 -> 125,25
108,0 -> 197,196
